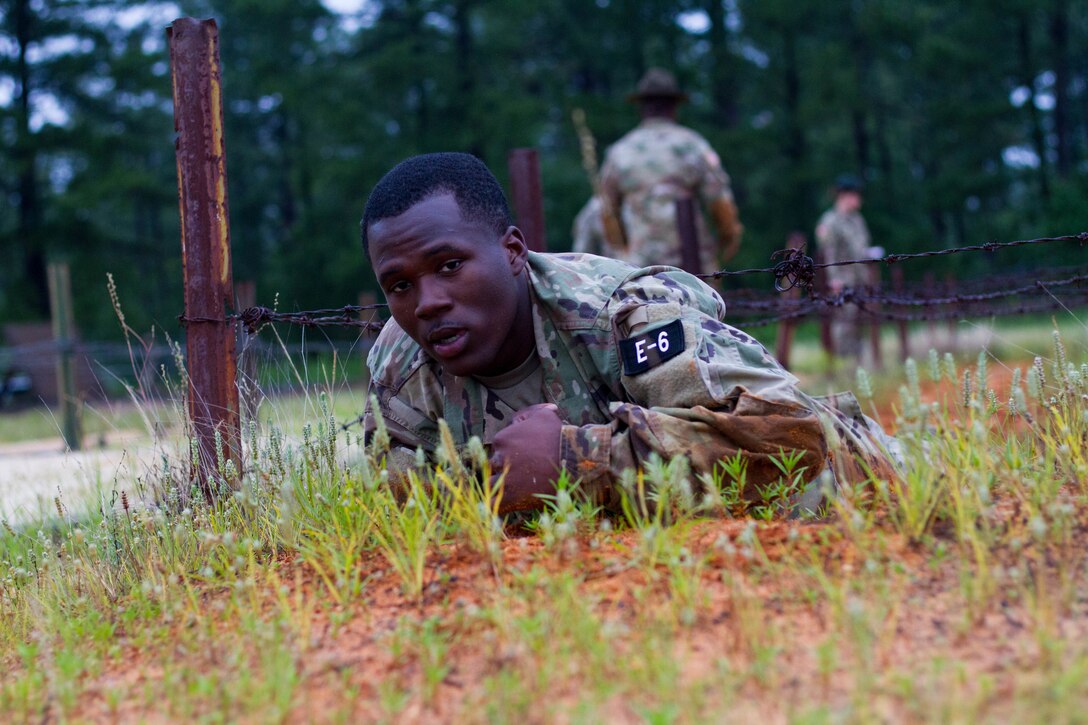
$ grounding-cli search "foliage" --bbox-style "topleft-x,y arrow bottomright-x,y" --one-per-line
1,0 -> 1086,339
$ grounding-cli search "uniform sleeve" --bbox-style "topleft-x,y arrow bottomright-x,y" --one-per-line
695,139 -> 734,207
554,274 -> 895,508
598,149 -> 624,221
815,211 -> 837,257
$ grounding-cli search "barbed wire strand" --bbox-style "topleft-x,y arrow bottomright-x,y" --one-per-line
176,231 -> 1087,334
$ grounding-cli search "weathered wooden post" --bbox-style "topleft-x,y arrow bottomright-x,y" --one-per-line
891,265 -> 909,360
507,148 -> 547,252
47,261 -> 82,451
676,196 -> 702,275
169,18 -> 241,499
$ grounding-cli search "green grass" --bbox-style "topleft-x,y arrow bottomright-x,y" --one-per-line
1,329 -> 1088,721
0,399 -> 168,445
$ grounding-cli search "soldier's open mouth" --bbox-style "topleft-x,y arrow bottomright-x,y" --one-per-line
431,330 -> 468,358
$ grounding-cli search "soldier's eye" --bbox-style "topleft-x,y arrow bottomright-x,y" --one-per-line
388,280 -> 410,294
439,259 -> 463,273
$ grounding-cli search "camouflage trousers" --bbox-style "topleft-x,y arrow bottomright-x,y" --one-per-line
830,308 -> 864,358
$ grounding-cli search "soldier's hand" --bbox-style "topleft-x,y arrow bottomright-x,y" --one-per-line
719,227 -> 742,264
490,403 -> 563,513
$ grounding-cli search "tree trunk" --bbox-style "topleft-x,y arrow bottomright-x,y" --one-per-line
1048,0 -> 1072,176
782,29 -> 810,230
15,0 -> 48,315
874,105 -> 894,197
625,0 -> 645,79
1016,13 -> 1050,202
850,17 -> 871,175
453,0 -> 483,157
706,0 -> 738,128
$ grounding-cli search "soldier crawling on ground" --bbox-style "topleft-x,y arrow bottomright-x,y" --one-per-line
360,153 -> 900,515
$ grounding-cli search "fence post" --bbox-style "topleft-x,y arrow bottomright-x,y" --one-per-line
923,272 -> 937,346
944,273 -> 958,348
774,232 -> 806,368
507,148 -> 547,252
169,18 -> 241,499
676,196 -> 702,275
891,265 -> 909,360
868,263 -> 883,370
814,249 -> 835,361
47,261 -> 82,451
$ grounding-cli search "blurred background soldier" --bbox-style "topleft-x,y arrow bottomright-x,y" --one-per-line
598,68 -> 743,274
571,196 -> 607,256
815,174 -> 877,361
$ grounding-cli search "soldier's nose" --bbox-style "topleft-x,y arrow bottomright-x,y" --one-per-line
414,279 -> 452,318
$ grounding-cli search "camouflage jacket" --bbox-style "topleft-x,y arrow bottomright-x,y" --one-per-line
364,252 -> 898,509
816,208 -> 871,288
571,196 -> 607,257
599,118 -> 733,272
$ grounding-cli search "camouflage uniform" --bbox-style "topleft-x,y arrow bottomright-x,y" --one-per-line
364,252 -> 898,510
599,118 -> 734,272
816,207 -> 871,357
571,196 -> 607,257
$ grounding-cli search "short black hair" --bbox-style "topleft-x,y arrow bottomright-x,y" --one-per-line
360,152 -> 513,257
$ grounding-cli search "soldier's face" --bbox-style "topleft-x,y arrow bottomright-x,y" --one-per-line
368,193 -> 532,378
839,190 -> 862,212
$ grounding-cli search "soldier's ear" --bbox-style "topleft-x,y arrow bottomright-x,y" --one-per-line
501,226 -> 529,274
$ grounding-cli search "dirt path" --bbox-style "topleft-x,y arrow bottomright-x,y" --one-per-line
0,432 -> 157,524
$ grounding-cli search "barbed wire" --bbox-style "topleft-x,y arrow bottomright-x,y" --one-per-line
235,305 -> 385,335
179,304 -> 386,334
735,289 -> 1088,328
723,270 -> 1088,314
699,232 -> 1088,290
180,231 -> 1086,335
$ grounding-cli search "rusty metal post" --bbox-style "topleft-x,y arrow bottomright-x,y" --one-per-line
774,232 -> 806,369
676,196 -> 702,275
814,249 -> 835,360
891,265 -> 909,360
507,148 -> 547,252
944,273 -> 958,348
169,18 -> 241,499
868,263 -> 883,370
923,271 -> 937,345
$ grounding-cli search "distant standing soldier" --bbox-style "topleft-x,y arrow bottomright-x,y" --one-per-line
598,68 -> 743,274
571,196 -> 607,256
815,174 -> 874,360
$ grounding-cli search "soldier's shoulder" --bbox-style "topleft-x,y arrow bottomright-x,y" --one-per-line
817,208 -> 841,228
669,122 -> 712,144
604,127 -> 647,160
529,252 -> 643,322
366,318 -> 428,392
617,266 -> 727,318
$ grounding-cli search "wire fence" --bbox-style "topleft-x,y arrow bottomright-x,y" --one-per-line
211,231 -> 1087,333
6,231 -> 1084,406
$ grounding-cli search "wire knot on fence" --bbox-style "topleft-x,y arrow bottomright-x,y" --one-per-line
771,247 -> 815,292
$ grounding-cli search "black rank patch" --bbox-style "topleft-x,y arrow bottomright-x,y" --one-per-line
619,318 -> 685,376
